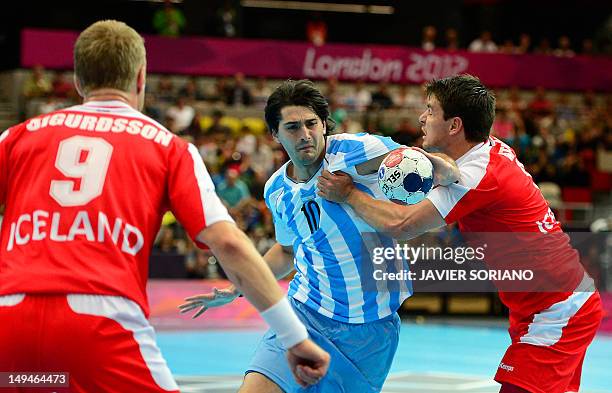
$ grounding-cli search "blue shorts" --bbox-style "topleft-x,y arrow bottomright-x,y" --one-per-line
246,297 -> 400,393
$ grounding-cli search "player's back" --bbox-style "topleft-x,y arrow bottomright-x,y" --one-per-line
0,100 -> 214,316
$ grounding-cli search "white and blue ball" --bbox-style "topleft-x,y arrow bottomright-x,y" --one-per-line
378,147 -> 434,204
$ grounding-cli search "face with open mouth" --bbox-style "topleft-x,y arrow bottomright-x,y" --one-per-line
419,95 -> 453,151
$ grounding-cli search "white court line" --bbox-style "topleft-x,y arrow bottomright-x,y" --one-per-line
175,375 -> 239,382
384,371 -> 496,392
174,374 -> 610,393
455,380 -> 499,390
386,370 -> 490,381
383,381 -> 471,391
179,387 -> 232,393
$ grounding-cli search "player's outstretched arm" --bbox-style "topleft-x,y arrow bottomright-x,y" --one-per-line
179,243 -> 295,317
197,221 -> 284,310
195,221 -> 330,386
179,286 -> 239,318
317,170 -> 445,238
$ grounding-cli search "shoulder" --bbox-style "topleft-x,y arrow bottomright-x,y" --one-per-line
264,162 -> 289,202
326,132 -> 400,172
326,132 -> 399,154
0,125 -> 20,149
456,140 -> 499,190
2,113 -> 50,144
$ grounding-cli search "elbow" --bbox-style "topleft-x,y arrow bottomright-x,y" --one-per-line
204,225 -> 246,269
212,234 -> 241,255
382,216 -> 411,235
381,220 -> 401,233
382,209 -> 415,236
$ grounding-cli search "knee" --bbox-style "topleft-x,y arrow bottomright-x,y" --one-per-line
239,372 -> 284,393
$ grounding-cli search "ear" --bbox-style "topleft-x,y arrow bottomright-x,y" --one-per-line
73,75 -> 84,98
136,64 -> 146,94
272,132 -> 280,143
449,117 -> 463,136
322,121 -> 327,135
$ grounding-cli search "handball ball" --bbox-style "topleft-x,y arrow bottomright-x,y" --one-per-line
378,147 -> 434,204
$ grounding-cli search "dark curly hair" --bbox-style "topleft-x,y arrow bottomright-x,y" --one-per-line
264,79 -> 335,135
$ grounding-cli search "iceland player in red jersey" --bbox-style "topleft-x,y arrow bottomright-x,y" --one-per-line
316,75 -> 603,393
0,20 -> 329,392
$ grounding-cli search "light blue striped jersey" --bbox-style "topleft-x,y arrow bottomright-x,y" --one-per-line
264,132 -> 413,323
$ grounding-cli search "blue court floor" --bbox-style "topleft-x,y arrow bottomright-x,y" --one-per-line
158,323 -> 612,393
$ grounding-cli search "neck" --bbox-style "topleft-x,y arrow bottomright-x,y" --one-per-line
288,160 -> 320,183
84,88 -> 138,110
446,139 -> 483,161
289,151 -> 325,183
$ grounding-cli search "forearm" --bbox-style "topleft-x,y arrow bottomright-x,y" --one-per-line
200,223 -> 284,311
345,189 -> 445,238
345,189 -> 408,234
199,222 -> 309,348
263,243 -> 295,279
226,242 -> 294,295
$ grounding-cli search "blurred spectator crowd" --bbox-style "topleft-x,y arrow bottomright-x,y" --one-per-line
420,27 -> 606,57
20,64 -> 612,279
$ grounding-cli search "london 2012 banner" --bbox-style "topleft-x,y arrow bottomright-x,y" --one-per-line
22,29 -> 612,91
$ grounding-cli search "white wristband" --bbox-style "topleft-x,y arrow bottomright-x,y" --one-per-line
260,298 -> 309,349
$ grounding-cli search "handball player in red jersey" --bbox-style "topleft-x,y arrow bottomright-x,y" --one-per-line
317,75 -> 603,393
0,20 -> 329,393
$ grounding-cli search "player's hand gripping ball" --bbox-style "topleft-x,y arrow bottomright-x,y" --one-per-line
378,147 -> 434,204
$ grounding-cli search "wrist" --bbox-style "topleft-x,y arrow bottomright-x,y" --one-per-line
345,186 -> 359,206
260,297 -> 308,348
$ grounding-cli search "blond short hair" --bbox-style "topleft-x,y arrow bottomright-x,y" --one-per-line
74,20 -> 146,94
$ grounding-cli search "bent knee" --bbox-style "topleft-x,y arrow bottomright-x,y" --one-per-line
239,371 -> 284,393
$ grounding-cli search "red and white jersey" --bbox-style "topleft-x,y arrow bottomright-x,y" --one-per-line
428,137 -> 559,234
0,100 -> 232,316
427,137 -> 591,339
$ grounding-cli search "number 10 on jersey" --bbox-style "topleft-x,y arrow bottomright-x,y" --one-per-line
301,200 -> 320,234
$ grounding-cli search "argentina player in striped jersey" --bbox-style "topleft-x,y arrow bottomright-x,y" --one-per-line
180,80 -> 460,392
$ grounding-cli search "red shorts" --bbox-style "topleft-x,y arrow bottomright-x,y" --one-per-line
495,290 -> 603,393
0,293 -> 179,393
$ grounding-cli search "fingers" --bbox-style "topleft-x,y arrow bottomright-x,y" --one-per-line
298,364 -> 326,379
287,360 -> 322,387
178,299 -> 202,310
320,170 -> 350,179
183,294 -> 212,302
317,176 -> 332,196
178,303 -> 200,313
319,169 -> 334,180
317,181 -> 332,195
317,171 -> 349,189
192,306 -> 208,319
178,302 -> 208,318
286,340 -> 330,387
333,171 -> 351,179
287,353 -> 308,387
296,365 -> 322,386
410,146 -> 435,159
